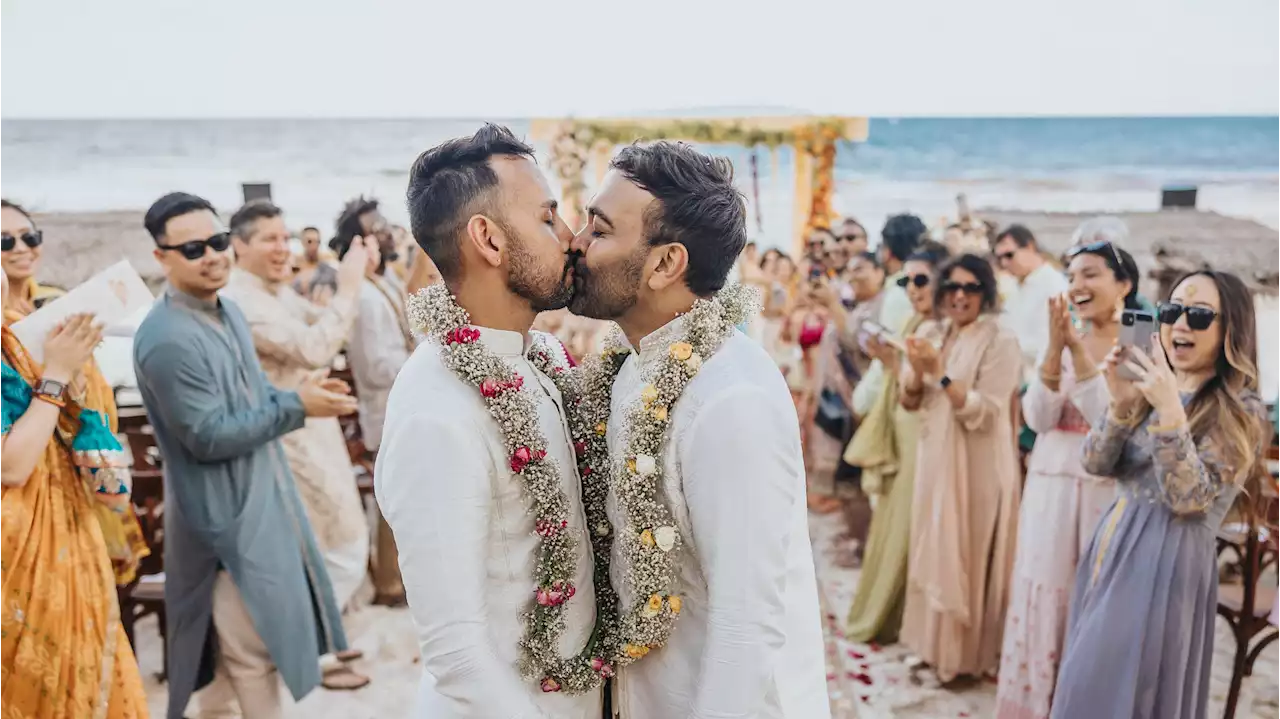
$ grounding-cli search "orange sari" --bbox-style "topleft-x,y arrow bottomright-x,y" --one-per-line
2,305 -> 150,585
1,326 -> 149,719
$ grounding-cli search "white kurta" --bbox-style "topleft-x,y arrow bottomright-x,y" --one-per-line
999,263 -> 1069,376
375,327 -> 601,719
605,318 -> 831,719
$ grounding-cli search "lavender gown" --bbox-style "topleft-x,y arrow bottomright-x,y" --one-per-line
1051,393 -> 1266,719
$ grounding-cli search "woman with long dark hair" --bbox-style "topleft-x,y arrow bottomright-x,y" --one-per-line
1051,270 -> 1271,719
996,241 -> 1141,718
898,253 -> 1023,682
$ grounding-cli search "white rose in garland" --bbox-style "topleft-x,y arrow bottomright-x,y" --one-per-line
543,283 -> 760,669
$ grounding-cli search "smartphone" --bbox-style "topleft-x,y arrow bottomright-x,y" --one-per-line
863,321 -> 907,352
1117,308 -> 1156,381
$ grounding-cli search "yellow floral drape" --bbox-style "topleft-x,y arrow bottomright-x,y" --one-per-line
1,326 -> 149,719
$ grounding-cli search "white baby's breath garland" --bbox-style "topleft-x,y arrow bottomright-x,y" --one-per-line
549,283 -> 758,668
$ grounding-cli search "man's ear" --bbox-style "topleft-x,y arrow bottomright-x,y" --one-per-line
646,243 -> 689,291
463,214 -> 506,269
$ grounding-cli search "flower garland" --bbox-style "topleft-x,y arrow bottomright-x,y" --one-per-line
545,283 -> 759,670
407,283 -> 612,694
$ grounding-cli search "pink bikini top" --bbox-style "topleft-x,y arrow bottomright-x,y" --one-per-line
798,317 -> 825,349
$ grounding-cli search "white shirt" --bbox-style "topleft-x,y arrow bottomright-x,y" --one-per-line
1000,263 -> 1068,376
347,273 -> 417,450
375,328 -> 601,719
605,319 -> 830,719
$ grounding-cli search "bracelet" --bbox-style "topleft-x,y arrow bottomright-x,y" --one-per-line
33,391 -> 67,409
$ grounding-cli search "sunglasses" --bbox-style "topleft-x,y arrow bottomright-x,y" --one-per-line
1,230 -> 43,252
838,234 -> 866,242
995,251 -> 1016,262
1067,240 -> 1124,269
158,232 -> 231,261
1157,302 -> 1218,331
941,281 -> 984,295
897,274 -> 931,288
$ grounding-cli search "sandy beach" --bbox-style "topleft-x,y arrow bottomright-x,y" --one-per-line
130,508 -> 1279,718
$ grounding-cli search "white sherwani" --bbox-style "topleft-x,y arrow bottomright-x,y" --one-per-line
605,319 -> 830,719
375,327 -> 601,719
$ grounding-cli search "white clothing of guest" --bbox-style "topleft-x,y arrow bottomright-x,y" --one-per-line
375,327 -> 601,719
347,272 -> 418,450
999,263 -> 1069,377
604,319 -> 830,719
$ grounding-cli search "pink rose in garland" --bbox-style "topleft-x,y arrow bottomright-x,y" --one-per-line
443,326 -> 481,345
509,446 -> 547,473
479,377 -> 502,398
590,657 -> 616,678
535,518 -> 568,538
535,580 -> 576,607
540,677 -> 561,693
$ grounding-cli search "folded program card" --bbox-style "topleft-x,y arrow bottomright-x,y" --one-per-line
12,260 -> 154,363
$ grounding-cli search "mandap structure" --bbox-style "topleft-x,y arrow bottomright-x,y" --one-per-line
528,116 -> 869,257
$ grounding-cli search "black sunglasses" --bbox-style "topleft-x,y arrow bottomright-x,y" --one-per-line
897,274 -> 931,288
1,230 -> 43,252
838,234 -> 866,242
995,250 -> 1016,262
158,232 -> 231,261
1157,302 -> 1218,331
941,281 -> 984,295
1067,240 -> 1124,269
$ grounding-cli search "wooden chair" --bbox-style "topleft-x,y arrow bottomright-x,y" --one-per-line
1215,489 -> 1279,719
117,408 -> 170,682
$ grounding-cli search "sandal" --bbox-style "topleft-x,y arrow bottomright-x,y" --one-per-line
334,648 -> 364,663
322,666 -> 371,691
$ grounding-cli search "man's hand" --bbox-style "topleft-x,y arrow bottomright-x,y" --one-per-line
337,236 -> 372,289
298,369 -> 358,417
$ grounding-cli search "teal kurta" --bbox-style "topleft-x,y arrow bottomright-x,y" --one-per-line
133,287 -> 347,719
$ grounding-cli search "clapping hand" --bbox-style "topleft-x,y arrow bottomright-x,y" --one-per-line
298,369 -> 358,417
905,337 -> 941,378
43,313 -> 103,382
1047,294 -> 1080,351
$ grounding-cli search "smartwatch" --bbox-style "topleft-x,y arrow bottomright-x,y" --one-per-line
939,375 -> 952,389
34,378 -> 68,406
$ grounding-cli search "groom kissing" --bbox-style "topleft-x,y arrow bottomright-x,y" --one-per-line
375,125 -> 603,718
567,142 -> 831,719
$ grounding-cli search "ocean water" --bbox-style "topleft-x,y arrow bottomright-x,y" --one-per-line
2,117 -> 1277,242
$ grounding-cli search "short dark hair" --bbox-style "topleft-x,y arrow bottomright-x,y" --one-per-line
907,239 -> 951,268
609,141 -> 747,296
300,226 -> 321,236
880,214 -> 927,263
1,199 -> 35,225
935,253 -> 1001,313
995,224 -> 1037,250
333,196 -> 381,258
144,192 -> 216,242
405,124 -> 535,280
229,199 -> 283,241
851,251 -> 880,269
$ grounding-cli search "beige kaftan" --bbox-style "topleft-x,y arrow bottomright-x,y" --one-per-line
221,270 -> 367,556
900,315 -> 1023,681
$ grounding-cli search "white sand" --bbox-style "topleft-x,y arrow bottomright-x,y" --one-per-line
134,513 -> 1278,718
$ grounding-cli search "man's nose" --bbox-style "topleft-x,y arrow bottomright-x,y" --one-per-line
569,227 -> 590,255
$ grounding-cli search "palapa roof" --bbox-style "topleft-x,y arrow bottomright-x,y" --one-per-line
979,208 -> 1280,295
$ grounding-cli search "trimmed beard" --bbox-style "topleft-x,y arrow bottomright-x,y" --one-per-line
506,228 -> 574,313
569,244 -> 646,321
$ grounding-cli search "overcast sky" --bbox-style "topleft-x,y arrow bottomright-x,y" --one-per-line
2,0 -> 1277,118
